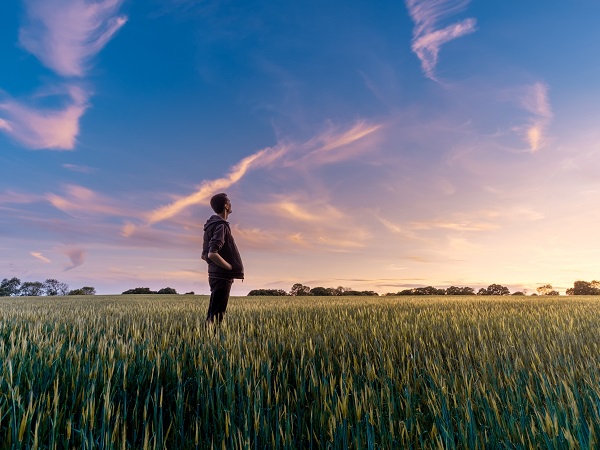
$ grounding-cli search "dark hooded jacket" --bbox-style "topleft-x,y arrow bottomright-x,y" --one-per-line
202,215 -> 244,279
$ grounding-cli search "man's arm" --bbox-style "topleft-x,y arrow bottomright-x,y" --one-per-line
208,252 -> 232,270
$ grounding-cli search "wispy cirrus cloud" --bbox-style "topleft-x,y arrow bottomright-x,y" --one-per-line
0,85 -> 88,150
144,145 -> 288,226
138,119 -> 384,229
46,184 -> 132,217
63,163 -> 95,173
313,121 -> 383,153
20,0 -> 127,77
376,215 -> 421,240
297,120 -> 384,165
410,219 -> 498,231
266,198 -> 346,224
0,190 -> 43,204
254,194 -> 372,251
405,0 -> 477,81
519,82 -> 552,152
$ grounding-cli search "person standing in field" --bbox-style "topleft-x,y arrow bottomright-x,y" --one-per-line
202,193 -> 244,325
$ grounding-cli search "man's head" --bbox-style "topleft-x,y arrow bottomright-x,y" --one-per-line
210,193 -> 231,215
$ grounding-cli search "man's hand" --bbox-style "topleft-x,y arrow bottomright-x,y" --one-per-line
208,252 -> 232,270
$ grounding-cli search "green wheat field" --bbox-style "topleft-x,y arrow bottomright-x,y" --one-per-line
1,295 -> 600,449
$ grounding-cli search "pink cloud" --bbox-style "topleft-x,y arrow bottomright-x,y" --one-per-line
0,191 -> 43,204
145,144 -> 287,225
30,252 -> 51,263
20,0 -> 127,77
0,86 -> 88,150
520,82 -> 552,118
63,247 -> 86,270
297,121 -> 384,165
133,119 -> 383,234
511,82 -> 552,152
46,184 -> 133,217
406,0 -> 477,81
1,1 -> 127,150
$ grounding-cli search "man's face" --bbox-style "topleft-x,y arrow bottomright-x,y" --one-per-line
225,200 -> 232,214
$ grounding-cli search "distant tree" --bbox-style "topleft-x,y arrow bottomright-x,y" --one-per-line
248,289 -> 287,296
446,286 -> 475,295
310,287 -> 333,296
184,291 -> 195,295
478,284 -> 510,296
290,283 -> 311,296
122,287 -> 156,294
68,286 -> 96,295
43,279 -> 70,296
0,277 -> 21,296
345,290 -> 379,296
397,289 -> 415,296
333,286 -> 352,296
43,279 -> 60,296
157,287 -> 178,294
19,281 -> 44,296
512,291 -> 525,296
566,280 -> 600,295
412,286 -> 445,295
536,284 -> 559,296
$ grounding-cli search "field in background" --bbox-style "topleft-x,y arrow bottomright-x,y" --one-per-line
1,294 -> 600,449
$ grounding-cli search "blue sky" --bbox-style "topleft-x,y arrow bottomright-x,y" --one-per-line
2,0 -> 600,295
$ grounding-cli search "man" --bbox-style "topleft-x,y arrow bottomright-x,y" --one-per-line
202,193 -> 244,325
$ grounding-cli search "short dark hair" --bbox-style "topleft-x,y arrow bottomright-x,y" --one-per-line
210,193 -> 229,214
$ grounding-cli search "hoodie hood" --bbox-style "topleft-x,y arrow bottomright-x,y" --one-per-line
203,215 -> 228,231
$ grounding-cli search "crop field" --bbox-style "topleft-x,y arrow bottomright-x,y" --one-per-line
1,295 -> 600,449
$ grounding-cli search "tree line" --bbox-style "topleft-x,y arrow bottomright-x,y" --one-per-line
0,277 -> 96,297
248,284 -> 378,296
121,287 -> 195,295
390,283 -> 568,296
4,277 -> 600,298
249,281 -> 600,297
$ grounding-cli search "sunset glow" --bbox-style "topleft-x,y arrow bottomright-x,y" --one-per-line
2,1 -> 600,295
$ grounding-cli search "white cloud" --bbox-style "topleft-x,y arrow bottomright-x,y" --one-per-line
20,0 -> 127,77
405,0 -> 477,81
0,86 -> 88,150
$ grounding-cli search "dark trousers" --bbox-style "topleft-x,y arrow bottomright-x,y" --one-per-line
206,277 -> 233,324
